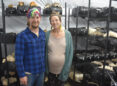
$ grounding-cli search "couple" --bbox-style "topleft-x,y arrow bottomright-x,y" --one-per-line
15,7 -> 73,86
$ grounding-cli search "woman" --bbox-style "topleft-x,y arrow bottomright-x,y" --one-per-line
45,12 -> 73,86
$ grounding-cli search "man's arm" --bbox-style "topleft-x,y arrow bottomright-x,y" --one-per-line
15,34 -> 25,78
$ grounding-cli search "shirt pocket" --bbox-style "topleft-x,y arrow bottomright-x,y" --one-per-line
38,38 -> 46,54
25,41 -> 36,52
27,41 -> 33,47
40,37 -> 46,45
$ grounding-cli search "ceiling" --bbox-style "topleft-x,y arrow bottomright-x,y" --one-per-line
0,0 -> 117,9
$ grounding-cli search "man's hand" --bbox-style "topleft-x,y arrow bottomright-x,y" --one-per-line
20,76 -> 28,86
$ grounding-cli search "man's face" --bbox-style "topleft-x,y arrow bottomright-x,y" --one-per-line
28,15 -> 41,29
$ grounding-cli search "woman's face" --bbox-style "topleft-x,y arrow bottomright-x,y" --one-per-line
50,16 -> 61,29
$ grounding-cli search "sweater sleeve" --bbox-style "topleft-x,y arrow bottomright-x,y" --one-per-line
15,34 -> 25,78
65,31 -> 73,73
45,31 -> 50,75
58,30 -> 73,81
68,32 -> 73,67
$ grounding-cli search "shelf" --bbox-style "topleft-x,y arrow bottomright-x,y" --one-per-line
0,33 -> 16,44
5,14 -> 65,17
0,29 -> 3,32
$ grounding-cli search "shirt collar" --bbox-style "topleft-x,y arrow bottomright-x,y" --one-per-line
26,27 -> 43,38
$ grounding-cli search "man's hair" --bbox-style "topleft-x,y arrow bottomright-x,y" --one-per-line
27,21 -> 30,26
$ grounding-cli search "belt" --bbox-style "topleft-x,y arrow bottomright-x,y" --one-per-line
49,72 -> 59,77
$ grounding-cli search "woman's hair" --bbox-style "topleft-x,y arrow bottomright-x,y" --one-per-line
49,11 -> 61,22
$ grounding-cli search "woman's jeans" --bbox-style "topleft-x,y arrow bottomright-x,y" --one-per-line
48,72 -> 64,86
21,72 -> 44,86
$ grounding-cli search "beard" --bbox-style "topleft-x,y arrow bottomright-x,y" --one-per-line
31,22 -> 39,29
32,25 -> 38,29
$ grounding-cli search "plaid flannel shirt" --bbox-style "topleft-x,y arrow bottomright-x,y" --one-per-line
15,27 -> 45,77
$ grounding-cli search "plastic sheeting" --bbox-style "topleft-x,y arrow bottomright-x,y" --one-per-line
0,0 -> 117,57
0,0 -> 117,33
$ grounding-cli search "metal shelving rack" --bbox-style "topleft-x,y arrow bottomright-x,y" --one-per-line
0,0 -> 20,86
0,0 -> 4,64
68,0 -> 117,86
1,0 -> 10,85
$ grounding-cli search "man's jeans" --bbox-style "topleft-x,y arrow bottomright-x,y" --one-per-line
21,72 -> 44,86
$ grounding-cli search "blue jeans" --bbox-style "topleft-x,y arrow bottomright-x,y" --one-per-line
21,72 -> 44,86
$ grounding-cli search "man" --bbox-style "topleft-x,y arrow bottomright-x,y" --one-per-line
15,7 -> 45,86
